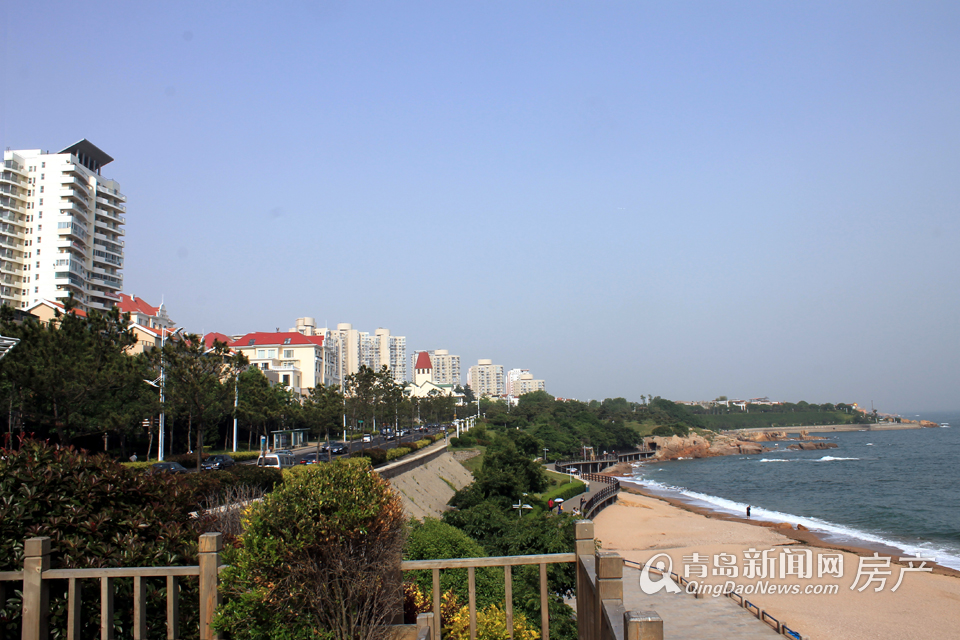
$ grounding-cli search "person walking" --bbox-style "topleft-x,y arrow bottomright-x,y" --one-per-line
746,505 -> 751,517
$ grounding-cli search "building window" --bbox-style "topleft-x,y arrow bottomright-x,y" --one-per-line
283,349 -> 293,358
283,338 -> 292,345
282,375 -> 290,386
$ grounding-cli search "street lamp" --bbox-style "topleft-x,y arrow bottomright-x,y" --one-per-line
144,327 -> 184,461
542,447 -> 549,464
512,494 -> 533,519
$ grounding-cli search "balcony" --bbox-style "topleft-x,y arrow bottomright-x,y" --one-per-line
0,173 -> 25,188
95,206 -> 126,225
0,184 -> 26,199
96,196 -> 125,213
58,187 -> 88,206
60,175 -> 90,196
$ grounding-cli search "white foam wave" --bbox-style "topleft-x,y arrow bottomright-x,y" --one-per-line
759,458 -> 792,463
816,456 -> 859,461
621,477 -> 960,571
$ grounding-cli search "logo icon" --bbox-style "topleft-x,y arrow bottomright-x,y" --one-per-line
639,553 -> 682,594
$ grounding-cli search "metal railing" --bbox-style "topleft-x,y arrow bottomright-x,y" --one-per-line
579,474 -> 620,520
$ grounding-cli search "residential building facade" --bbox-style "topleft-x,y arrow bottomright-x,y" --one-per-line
2,140 -> 125,313
230,332 -> 340,394
410,349 -> 460,386
506,368 -> 529,396
291,318 -> 406,386
512,373 -> 546,396
468,359 -> 505,397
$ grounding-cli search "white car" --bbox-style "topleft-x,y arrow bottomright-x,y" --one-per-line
255,453 -> 295,469
362,434 -> 372,443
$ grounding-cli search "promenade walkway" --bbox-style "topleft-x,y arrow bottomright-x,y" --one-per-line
620,566 -> 782,639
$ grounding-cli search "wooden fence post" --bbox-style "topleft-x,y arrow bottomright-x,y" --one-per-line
575,521 -> 594,640
198,533 -> 222,640
624,611 -> 663,640
595,551 -> 623,640
21,537 -> 51,640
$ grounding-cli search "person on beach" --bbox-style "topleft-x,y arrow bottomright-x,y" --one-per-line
746,505 -> 751,517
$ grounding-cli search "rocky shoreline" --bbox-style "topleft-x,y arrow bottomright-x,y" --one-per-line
639,430 -> 838,461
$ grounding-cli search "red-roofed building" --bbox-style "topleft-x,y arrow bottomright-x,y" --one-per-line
203,332 -> 233,350
26,299 -> 88,322
117,294 -> 174,331
229,332 -> 340,394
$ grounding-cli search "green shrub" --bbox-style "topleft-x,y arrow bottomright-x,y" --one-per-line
408,441 -> 421,452
541,480 -> 587,504
449,436 -> 462,447
404,518 -> 505,610
352,447 -> 387,465
214,459 -> 406,639
224,464 -> 283,492
0,439 -> 204,639
652,424 -> 689,438
414,438 -> 431,449
386,447 -> 412,461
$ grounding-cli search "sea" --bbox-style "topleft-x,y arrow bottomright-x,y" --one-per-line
620,411 -> 960,571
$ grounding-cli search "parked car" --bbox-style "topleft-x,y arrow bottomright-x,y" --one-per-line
255,452 -> 296,469
149,462 -> 188,474
361,434 -> 372,443
200,454 -> 236,471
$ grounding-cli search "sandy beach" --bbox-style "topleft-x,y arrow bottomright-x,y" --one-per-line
593,488 -> 960,640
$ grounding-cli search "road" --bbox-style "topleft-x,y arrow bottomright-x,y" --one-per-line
287,426 -> 450,465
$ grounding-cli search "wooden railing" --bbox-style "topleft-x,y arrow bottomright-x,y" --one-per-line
1,533 -> 223,640
4,522 -> 661,640
400,520 -> 661,640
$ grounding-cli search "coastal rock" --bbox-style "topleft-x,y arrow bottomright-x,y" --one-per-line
920,420 -> 939,428
796,523 -> 809,531
644,434 -> 771,461
787,442 -> 839,451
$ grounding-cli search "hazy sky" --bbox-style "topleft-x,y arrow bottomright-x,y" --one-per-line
2,2 -> 958,412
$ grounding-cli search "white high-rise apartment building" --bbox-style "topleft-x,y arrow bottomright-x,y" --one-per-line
291,318 -> 406,385
409,349 -> 460,386
372,328 -> 407,383
513,373 -> 546,396
1,141 -> 125,312
468,359 -> 505,397
506,369 -> 529,396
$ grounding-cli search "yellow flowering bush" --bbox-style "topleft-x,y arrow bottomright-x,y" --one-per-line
444,604 -> 540,640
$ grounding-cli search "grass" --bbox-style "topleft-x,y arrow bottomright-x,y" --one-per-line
458,446 -> 486,475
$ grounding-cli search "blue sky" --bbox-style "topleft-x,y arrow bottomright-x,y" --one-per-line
2,2 -> 958,412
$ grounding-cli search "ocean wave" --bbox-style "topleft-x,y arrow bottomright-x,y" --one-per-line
816,456 -> 859,461
621,477 -> 960,572
759,458 -> 792,463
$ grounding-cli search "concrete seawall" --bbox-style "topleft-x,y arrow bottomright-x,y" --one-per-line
377,441 -> 474,520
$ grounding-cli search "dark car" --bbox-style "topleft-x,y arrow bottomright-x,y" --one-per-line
300,452 -> 326,465
329,443 -> 347,455
149,462 -> 188,474
201,454 -> 236,471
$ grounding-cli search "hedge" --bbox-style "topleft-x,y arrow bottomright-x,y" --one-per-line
386,447 -> 412,461
541,479 -> 587,504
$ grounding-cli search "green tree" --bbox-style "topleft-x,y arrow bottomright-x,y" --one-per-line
404,518 -> 505,609
214,459 -> 406,640
0,300 -> 146,445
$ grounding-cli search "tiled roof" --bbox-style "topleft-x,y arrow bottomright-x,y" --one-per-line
230,332 -> 325,348
27,299 -> 87,317
203,332 -> 233,349
415,351 -> 432,369
117,293 -> 160,316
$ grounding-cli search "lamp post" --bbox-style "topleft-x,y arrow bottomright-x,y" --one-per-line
145,327 -> 184,462
232,373 -> 239,452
